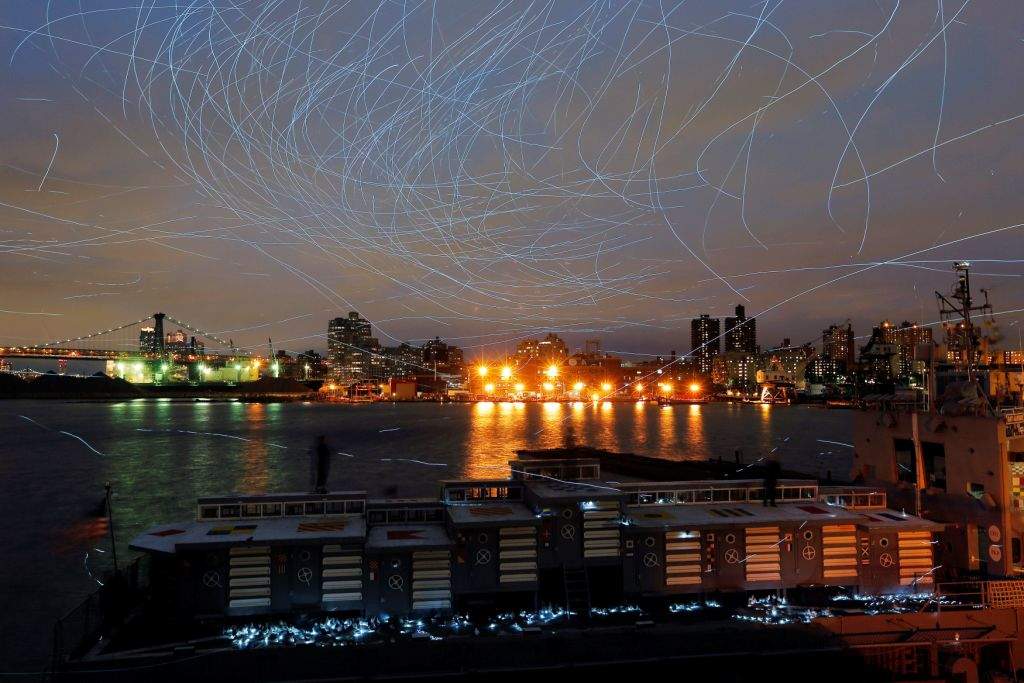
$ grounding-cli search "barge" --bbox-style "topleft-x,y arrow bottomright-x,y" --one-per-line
129,458 -> 940,621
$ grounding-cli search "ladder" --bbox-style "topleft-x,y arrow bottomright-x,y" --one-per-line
562,567 -> 591,619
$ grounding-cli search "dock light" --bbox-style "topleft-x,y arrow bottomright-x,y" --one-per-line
635,383 -> 644,392
543,382 -> 554,392
545,365 -> 559,378
234,363 -> 241,371
590,393 -> 600,402
500,366 -> 512,380
573,381 -> 585,392
477,365 -> 489,377
133,362 -> 143,372
660,382 -> 673,393
484,383 -> 495,394
689,382 -> 701,394
601,382 -> 612,393
514,382 -> 524,393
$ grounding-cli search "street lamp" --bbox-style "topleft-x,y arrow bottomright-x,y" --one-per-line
500,366 -> 512,380
545,365 -> 559,378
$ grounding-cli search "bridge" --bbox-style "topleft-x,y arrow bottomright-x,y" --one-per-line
0,313 -> 268,382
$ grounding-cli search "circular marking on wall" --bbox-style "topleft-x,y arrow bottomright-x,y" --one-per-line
297,567 -> 313,585
724,548 -> 740,564
878,537 -> 889,548
560,524 -> 576,540
561,508 -> 574,520
878,553 -> 894,568
298,549 -> 312,562
644,536 -> 656,548
388,574 -> 404,591
475,548 -> 492,565
642,552 -> 659,568
478,532 -> 489,544
990,545 -> 1003,562
988,525 -> 1002,544
390,559 -> 401,569
801,545 -> 816,561
202,570 -> 222,588
803,530 -> 814,542
725,533 -> 736,545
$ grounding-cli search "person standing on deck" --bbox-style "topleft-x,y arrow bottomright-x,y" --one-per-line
762,454 -> 781,507
314,435 -> 332,494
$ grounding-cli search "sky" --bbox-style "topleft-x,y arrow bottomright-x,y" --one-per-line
1,0 -> 1023,359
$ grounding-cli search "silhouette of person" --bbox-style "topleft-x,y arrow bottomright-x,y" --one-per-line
314,435 -> 331,494
762,456 -> 781,507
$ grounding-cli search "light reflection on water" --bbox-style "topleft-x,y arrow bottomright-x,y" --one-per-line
0,399 -> 850,669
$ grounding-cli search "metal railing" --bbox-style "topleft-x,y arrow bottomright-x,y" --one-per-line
51,557 -> 146,670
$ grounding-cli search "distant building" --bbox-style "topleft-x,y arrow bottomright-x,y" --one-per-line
516,333 -> 569,365
327,312 -> 375,382
724,305 -> 756,353
381,343 -> 424,377
690,314 -> 720,375
139,326 -> 158,354
296,350 -> 328,380
859,326 -> 900,387
714,350 -> 758,392
822,323 -> 855,367
164,329 -> 203,356
880,320 -> 933,380
422,337 -> 464,378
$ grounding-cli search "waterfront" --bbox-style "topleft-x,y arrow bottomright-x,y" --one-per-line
0,399 -> 851,671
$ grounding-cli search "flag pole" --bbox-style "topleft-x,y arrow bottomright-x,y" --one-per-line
105,482 -> 119,573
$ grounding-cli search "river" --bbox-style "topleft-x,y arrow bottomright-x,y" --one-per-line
0,399 -> 853,671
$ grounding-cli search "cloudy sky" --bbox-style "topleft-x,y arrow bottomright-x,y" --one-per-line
1,1 -> 1023,358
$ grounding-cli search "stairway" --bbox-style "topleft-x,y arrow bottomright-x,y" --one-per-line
562,567 -> 591,619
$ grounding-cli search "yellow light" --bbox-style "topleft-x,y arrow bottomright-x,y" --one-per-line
689,382 -> 701,394
660,382 -> 673,393
477,365 -> 489,377
545,365 -> 559,378
514,383 -> 524,392
484,383 -> 495,394
635,383 -> 644,392
601,382 -> 612,392
573,381 -> 585,392
590,393 -> 600,402
500,366 -> 512,380
543,382 -> 554,392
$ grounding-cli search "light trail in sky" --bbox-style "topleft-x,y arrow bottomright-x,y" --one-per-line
0,2 -> 1020,355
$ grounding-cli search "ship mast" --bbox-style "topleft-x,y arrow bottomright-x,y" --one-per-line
935,261 -> 992,382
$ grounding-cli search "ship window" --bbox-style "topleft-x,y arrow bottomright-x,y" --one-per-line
893,439 -> 916,484
447,489 -> 466,502
346,500 -> 365,514
199,506 -> 219,520
712,489 -> 730,502
285,503 -> 304,516
425,509 -> 444,522
304,502 -> 324,515
387,510 -> 408,523
922,442 -> 947,491
261,503 -> 281,517
695,489 -> 713,503
325,501 -> 346,515
678,491 -> 695,504
220,505 -> 240,519
1014,538 -> 1022,566
580,466 -> 598,479
627,493 -> 639,505
407,509 -> 425,523
368,510 -> 386,524
243,504 -> 261,517
638,493 -> 655,505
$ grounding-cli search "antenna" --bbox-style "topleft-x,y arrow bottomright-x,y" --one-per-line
935,262 -> 993,380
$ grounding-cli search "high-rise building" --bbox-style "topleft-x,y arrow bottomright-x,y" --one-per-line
724,304 -> 756,353
880,320 -> 933,379
327,312 -> 374,381
691,314 -> 721,375
139,326 -> 158,354
822,323 -> 855,367
422,337 -> 465,378
516,333 -> 568,365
